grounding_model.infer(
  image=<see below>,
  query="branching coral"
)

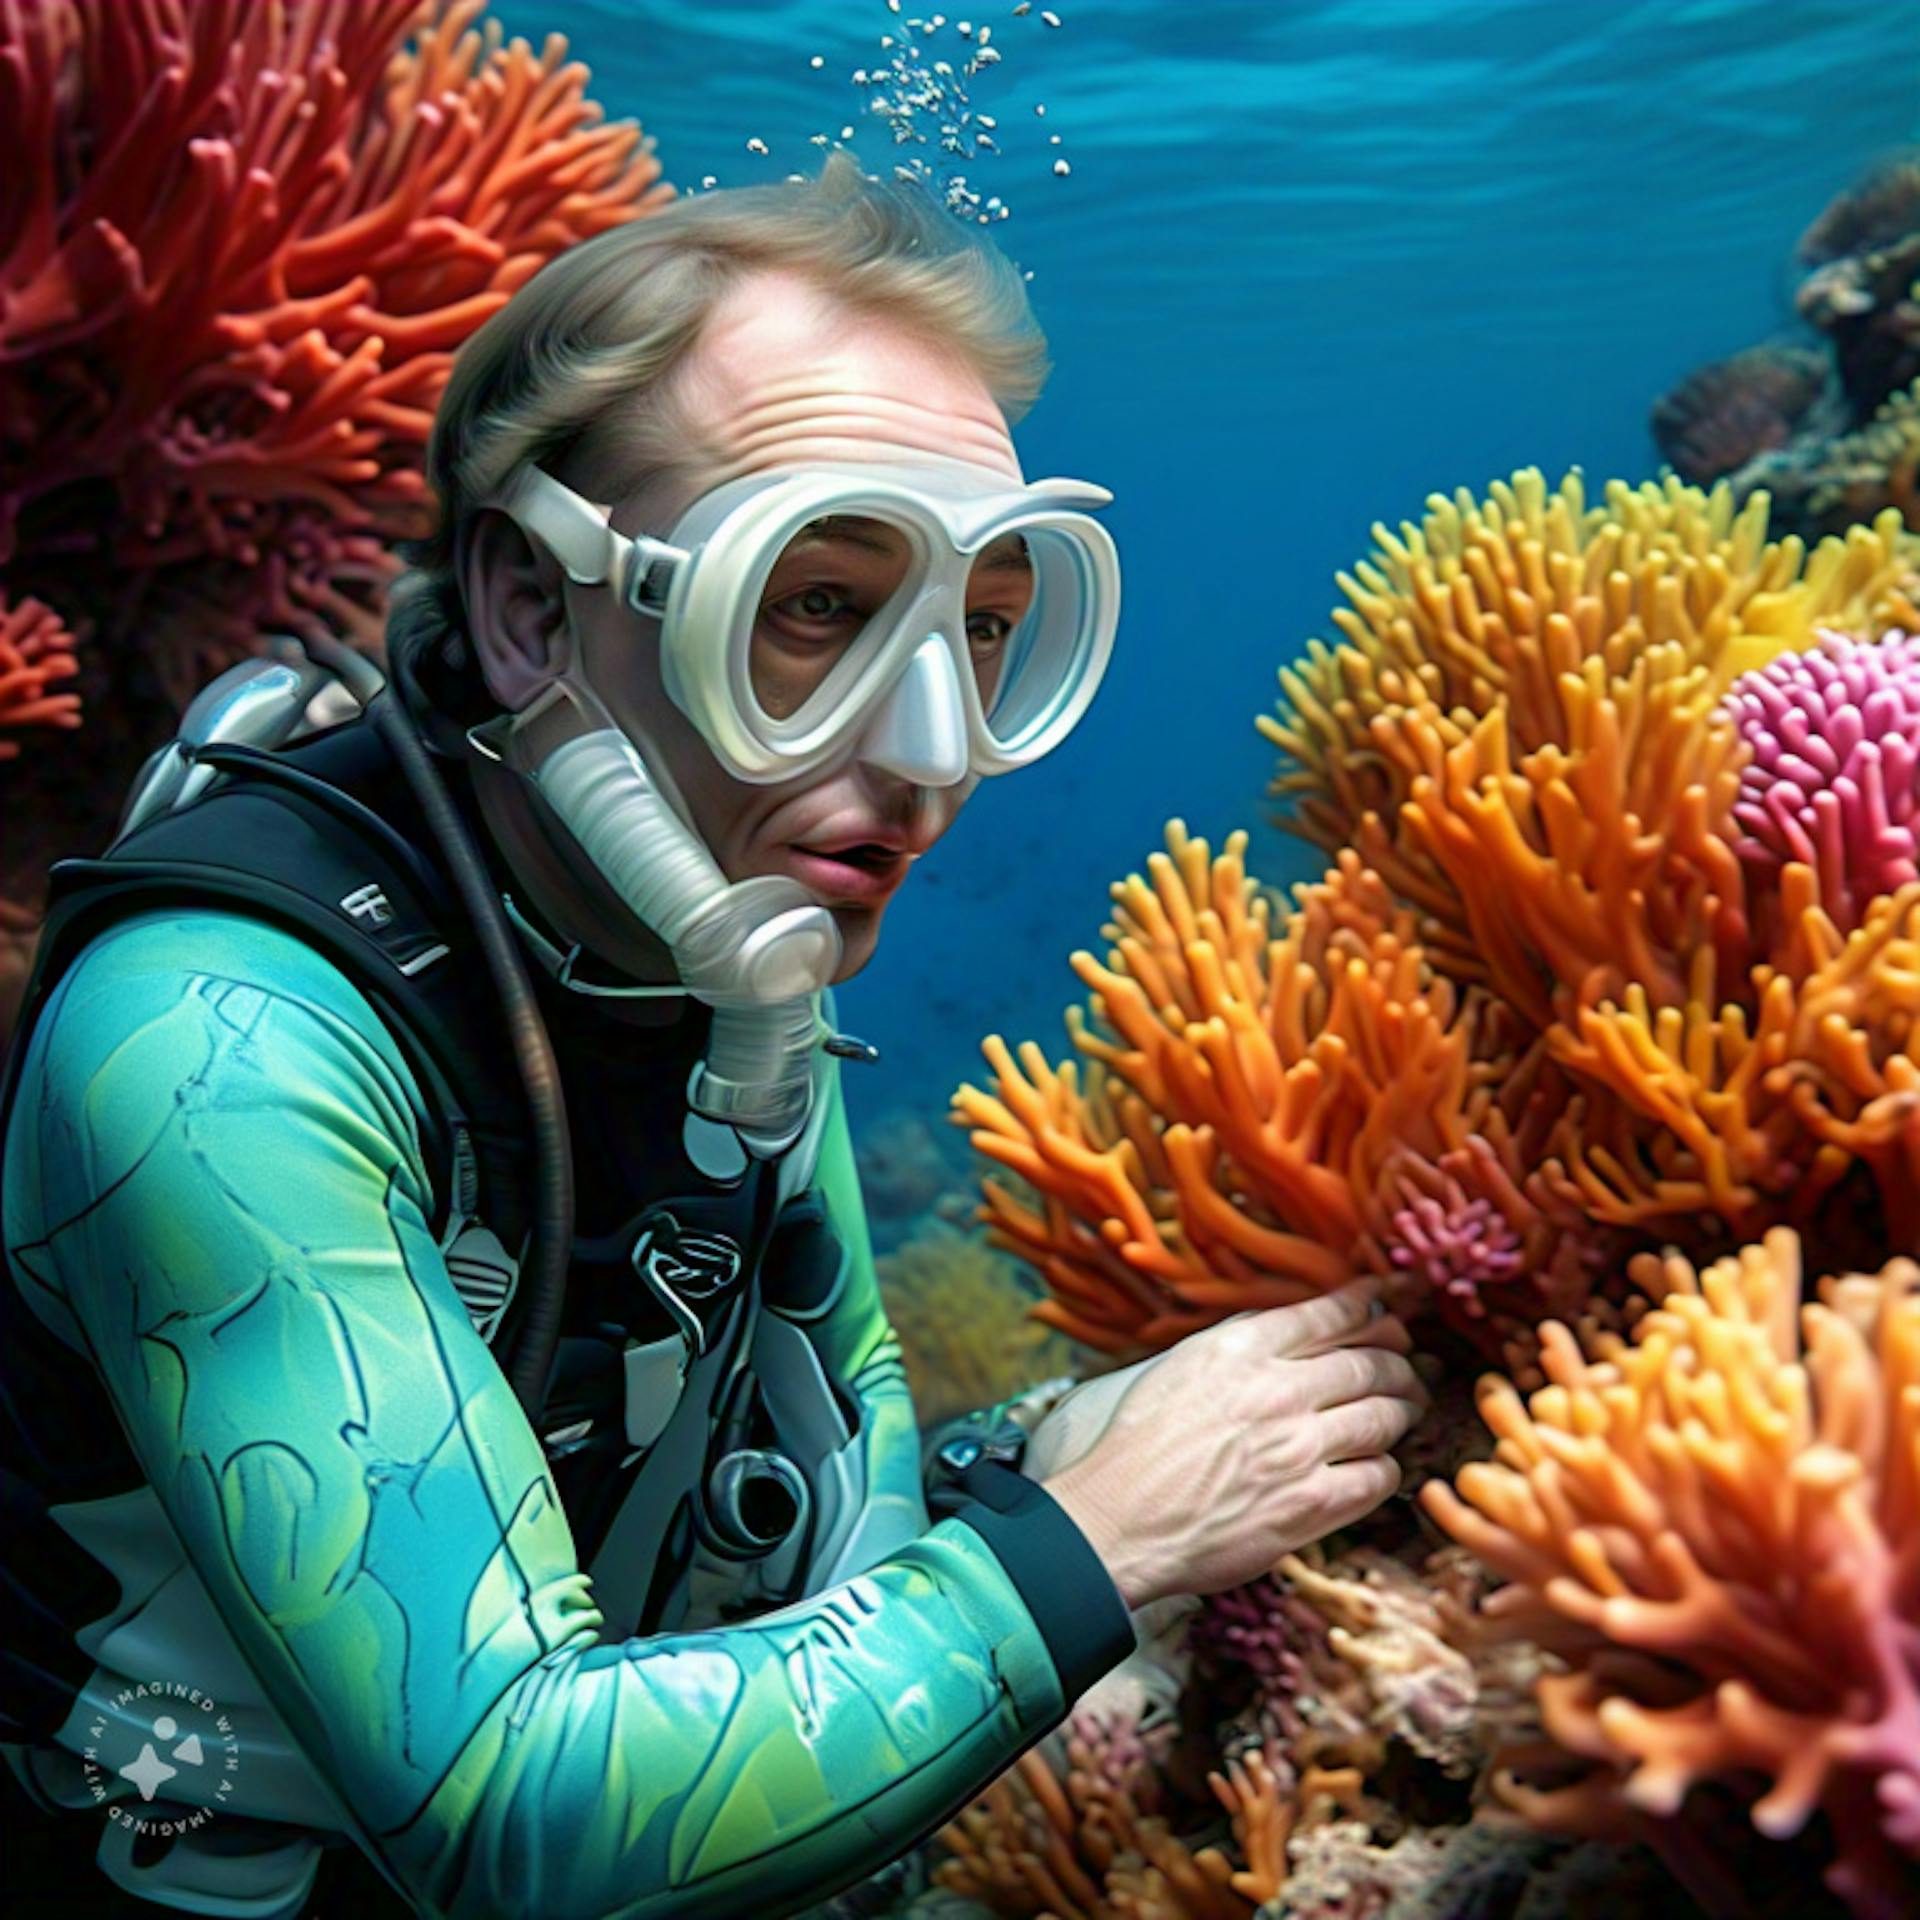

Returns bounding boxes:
[1420,1228,1920,1919]
[1544,873,1920,1246]
[1274,1547,1482,1780]
[0,593,80,758]
[0,0,668,688]
[931,1717,1262,1920]
[953,824,1618,1363]
[875,1224,1075,1427]
[957,828,1553,1356]
[1258,467,1916,1001]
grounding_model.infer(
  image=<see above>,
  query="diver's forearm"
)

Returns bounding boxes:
[389,1518,1069,1920]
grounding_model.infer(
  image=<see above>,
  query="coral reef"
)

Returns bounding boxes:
[0,0,671,1033]
[1254,468,1914,993]
[1422,1228,1920,1919]
[915,1528,1687,1920]
[951,826,1605,1368]
[929,1710,1246,1919]
[876,1223,1077,1428]
[1653,153,1920,540]
[943,475,1920,1914]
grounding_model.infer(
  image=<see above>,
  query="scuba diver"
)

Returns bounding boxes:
[0,157,1427,1919]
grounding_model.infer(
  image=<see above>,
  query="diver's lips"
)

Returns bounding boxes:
[785,841,912,902]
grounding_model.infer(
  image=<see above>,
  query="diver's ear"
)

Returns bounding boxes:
[460,506,572,711]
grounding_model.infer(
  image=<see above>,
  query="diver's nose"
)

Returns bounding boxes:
[852,634,970,787]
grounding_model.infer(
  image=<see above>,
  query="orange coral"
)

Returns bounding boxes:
[954,825,1609,1360]
[1551,872,1920,1244]
[933,1724,1306,1920]
[1421,1228,1920,1918]
[0,592,80,757]
[954,830,1473,1354]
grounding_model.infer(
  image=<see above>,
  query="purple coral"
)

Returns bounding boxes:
[1188,1574,1301,1687]
[1723,628,1920,930]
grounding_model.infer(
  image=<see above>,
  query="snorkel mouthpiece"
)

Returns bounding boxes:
[485,679,842,1141]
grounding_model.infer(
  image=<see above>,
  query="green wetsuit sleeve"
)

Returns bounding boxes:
[1,909,1132,1920]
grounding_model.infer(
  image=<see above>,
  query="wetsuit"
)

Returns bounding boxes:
[0,717,1134,1919]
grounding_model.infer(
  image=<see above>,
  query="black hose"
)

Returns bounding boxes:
[294,631,573,1421]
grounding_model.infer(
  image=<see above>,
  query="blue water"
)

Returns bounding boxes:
[493,0,1918,1140]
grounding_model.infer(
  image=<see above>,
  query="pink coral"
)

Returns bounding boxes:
[1724,627,1920,931]
[1378,1170,1526,1322]
[1188,1575,1303,1691]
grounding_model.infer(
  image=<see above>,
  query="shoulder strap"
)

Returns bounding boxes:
[4,717,533,1254]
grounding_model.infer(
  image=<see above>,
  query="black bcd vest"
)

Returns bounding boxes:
[0,711,853,1641]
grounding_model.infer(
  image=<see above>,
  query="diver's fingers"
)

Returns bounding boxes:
[1227,1279,1379,1359]
[1314,1393,1422,1466]
[1318,1454,1404,1526]
[1292,1345,1425,1413]
[1292,1311,1412,1359]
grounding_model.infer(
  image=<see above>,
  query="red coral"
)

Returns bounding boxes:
[0,0,670,694]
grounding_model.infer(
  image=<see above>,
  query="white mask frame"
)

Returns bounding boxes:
[486,458,1121,784]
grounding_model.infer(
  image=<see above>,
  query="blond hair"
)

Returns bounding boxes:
[388,153,1049,727]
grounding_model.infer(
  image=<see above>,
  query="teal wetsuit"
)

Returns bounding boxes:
[1,905,1131,1918]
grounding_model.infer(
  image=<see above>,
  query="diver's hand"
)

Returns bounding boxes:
[1040,1279,1428,1609]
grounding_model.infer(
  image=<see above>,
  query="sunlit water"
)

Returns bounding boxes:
[491,0,1919,1141]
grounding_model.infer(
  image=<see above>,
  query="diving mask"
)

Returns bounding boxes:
[485,455,1121,784]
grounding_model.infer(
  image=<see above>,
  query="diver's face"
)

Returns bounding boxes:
[571,269,1028,981]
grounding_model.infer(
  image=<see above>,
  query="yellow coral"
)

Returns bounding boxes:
[874,1225,1073,1427]
[1421,1228,1920,1910]
[1552,874,1920,1241]
[1260,470,1919,992]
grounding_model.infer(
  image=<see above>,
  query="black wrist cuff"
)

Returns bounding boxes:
[932,1457,1136,1705]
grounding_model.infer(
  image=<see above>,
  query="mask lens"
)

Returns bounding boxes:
[751,514,912,723]
[973,523,1100,754]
